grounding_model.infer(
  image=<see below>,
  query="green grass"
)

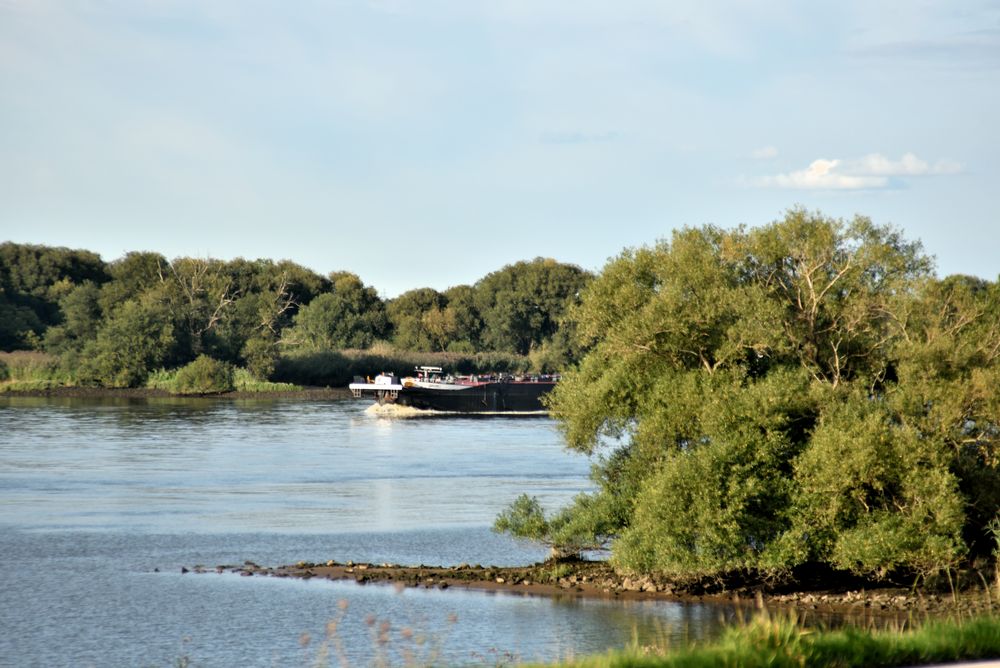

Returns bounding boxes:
[0,351,72,391]
[145,367,302,393]
[541,613,1000,668]
[232,368,300,392]
[144,368,177,391]
[0,378,66,393]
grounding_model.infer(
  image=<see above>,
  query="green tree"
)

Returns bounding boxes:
[0,288,44,351]
[442,284,482,351]
[888,275,1000,561]
[0,243,108,347]
[240,334,279,380]
[284,272,387,349]
[474,258,591,355]
[500,209,980,582]
[79,298,175,387]
[43,281,103,355]
[155,257,241,358]
[209,260,321,362]
[98,251,168,315]
[790,391,966,578]
[387,288,447,351]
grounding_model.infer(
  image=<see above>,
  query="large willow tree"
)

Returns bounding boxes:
[501,209,1000,581]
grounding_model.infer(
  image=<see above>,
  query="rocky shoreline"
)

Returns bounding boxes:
[185,558,1000,618]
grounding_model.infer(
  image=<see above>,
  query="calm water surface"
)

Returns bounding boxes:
[0,397,730,667]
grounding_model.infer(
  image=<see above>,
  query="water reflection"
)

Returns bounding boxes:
[0,396,737,665]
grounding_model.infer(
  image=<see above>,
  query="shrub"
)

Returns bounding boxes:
[173,355,234,395]
[232,367,300,392]
[240,335,279,380]
[0,351,67,383]
[76,299,174,388]
[145,368,177,392]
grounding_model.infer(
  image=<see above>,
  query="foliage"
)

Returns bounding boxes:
[493,493,613,559]
[0,289,45,351]
[0,242,108,335]
[442,283,483,350]
[513,209,999,582]
[97,251,168,315]
[42,281,103,355]
[1,242,588,386]
[387,288,448,351]
[78,298,176,388]
[383,259,590,356]
[144,368,178,392]
[240,334,279,380]
[474,257,591,355]
[284,273,387,349]
[494,494,550,541]
[0,351,70,384]
[613,369,814,579]
[231,367,300,392]
[172,355,235,395]
[790,391,966,578]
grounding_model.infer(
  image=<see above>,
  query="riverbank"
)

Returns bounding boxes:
[193,558,1000,619]
[0,384,351,400]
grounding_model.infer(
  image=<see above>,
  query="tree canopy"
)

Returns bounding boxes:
[504,209,1000,581]
[0,244,589,385]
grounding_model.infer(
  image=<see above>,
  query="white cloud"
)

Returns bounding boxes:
[754,152,962,190]
[752,145,779,159]
[758,158,887,190]
[849,152,961,176]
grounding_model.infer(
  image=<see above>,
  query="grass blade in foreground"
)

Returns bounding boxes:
[540,614,1000,668]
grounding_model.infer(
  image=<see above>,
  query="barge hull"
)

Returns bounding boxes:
[395,382,554,413]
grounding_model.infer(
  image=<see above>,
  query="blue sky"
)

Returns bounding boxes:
[1,1,997,296]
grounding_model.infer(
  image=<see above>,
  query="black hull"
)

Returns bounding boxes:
[391,382,554,413]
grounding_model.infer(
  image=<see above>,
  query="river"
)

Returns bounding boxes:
[0,396,731,667]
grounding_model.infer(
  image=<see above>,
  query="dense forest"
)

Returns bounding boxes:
[495,209,1000,585]
[0,244,590,389]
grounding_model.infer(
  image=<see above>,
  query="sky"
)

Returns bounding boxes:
[1,1,998,297]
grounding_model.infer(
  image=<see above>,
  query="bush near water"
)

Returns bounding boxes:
[172,355,234,395]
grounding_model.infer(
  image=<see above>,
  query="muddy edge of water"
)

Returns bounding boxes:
[184,558,1000,619]
[0,386,351,400]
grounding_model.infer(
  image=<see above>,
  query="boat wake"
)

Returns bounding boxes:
[364,403,547,418]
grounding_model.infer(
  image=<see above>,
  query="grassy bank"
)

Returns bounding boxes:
[0,351,305,395]
[0,347,534,395]
[145,367,302,393]
[0,350,72,392]
[544,613,1000,668]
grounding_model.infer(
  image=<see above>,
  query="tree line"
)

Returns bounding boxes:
[7,209,999,584]
[0,243,590,387]
[496,209,1000,584]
